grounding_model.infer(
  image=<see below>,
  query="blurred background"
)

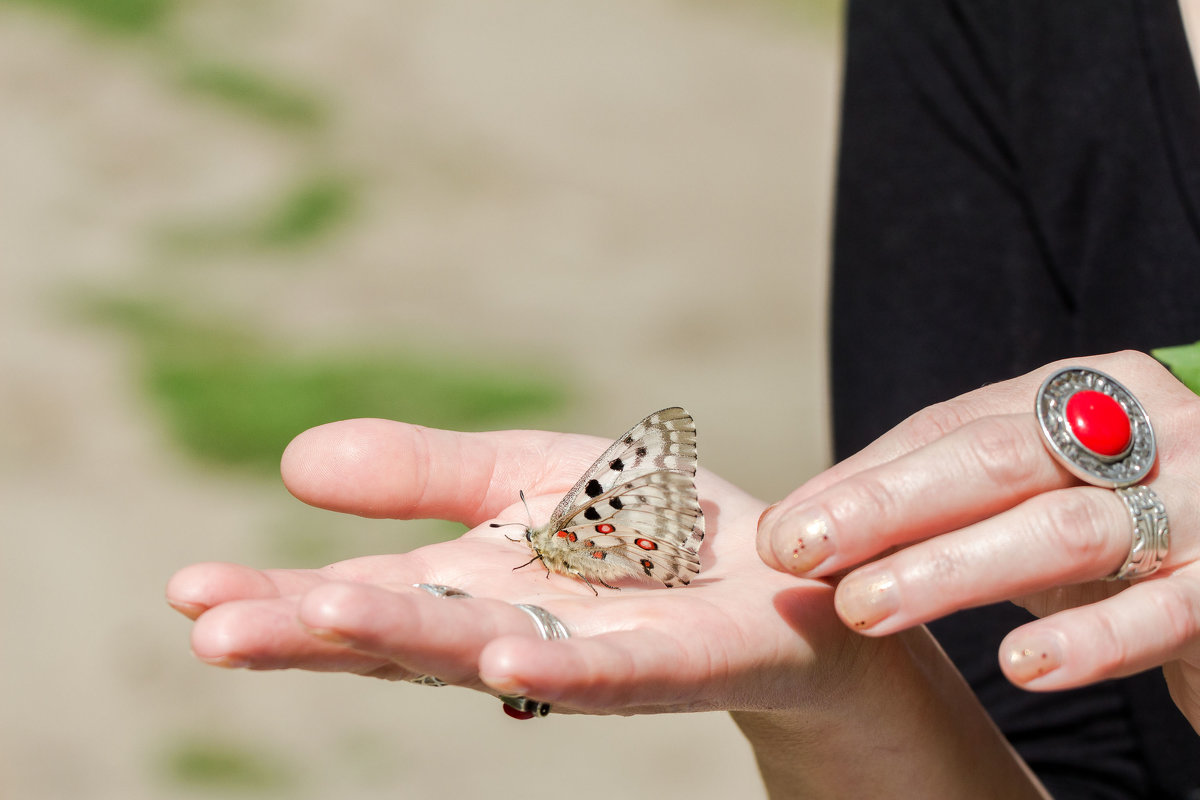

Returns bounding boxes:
[2,0,842,797]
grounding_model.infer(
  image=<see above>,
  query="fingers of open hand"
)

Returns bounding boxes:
[758,414,1065,576]
[828,484,1142,635]
[186,595,387,672]
[295,583,542,685]
[184,581,566,684]
[280,418,566,525]
[1000,570,1200,689]
[166,561,323,620]
[480,629,715,714]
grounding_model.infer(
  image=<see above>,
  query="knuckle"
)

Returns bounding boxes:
[829,473,902,532]
[1147,580,1200,644]
[909,540,973,585]
[1030,490,1117,567]
[962,416,1044,489]
[1104,349,1159,375]
[1087,611,1130,675]
[893,398,976,450]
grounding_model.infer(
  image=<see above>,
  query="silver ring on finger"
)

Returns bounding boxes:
[499,604,570,719]
[1034,366,1168,580]
[407,583,472,686]
[514,603,570,641]
[413,583,472,599]
[1110,485,1170,580]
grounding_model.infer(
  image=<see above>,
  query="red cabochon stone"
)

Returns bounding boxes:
[502,704,535,720]
[1065,390,1132,457]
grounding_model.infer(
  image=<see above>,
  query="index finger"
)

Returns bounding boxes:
[758,413,1073,576]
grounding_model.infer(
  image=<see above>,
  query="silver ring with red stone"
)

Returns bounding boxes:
[1035,366,1167,579]
[1035,366,1156,488]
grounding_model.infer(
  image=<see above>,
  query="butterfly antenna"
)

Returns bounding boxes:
[488,489,537,542]
[518,489,534,526]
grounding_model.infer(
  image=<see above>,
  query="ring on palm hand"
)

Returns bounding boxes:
[499,604,569,719]
[1035,366,1167,579]
[407,583,472,686]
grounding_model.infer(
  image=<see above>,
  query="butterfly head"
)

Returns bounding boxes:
[487,489,537,543]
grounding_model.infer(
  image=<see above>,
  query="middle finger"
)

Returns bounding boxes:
[830,477,1191,636]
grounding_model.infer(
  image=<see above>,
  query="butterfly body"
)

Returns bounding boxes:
[511,407,704,592]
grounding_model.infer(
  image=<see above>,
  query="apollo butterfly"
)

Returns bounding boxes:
[491,407,704,594]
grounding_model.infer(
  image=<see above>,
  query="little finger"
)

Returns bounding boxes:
[1000,570,1200,689]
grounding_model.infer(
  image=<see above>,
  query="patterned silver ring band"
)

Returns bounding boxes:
[1034,366,1168,580]
[1110,485,1170,581]
[407,584,473,687]
[498,604,569,719]
[513,603,570,641]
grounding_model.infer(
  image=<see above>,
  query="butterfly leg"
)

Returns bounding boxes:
[571,571,621,595]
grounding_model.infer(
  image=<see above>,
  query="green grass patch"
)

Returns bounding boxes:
[1154,341,1200,396]
[159,173,358,253]
[160,736,294,792]
[180,63,326,129]
[254,174,355,246]
[1,0,173,34]
[81,296,567,476]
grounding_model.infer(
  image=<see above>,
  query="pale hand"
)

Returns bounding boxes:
[758,351,1200,732]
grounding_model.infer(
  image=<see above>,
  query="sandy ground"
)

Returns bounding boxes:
[1,1,841,797]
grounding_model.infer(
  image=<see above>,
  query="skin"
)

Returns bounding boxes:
[168,414,1046,797]
[758,350,1200,733]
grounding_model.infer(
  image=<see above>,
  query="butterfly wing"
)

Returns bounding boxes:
[536,407,705,588]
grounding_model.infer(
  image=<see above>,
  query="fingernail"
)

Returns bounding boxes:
[167,599,208,620]
[835,571,900,630]
[1004,632,1064,683]
[303,625,351,645]
[197,654,250,669]
[481,672,529,696]
[766,507,836,573]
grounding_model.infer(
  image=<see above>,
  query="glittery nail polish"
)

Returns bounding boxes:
[835,571,899,630]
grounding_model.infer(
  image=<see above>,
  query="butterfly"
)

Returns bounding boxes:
[491,407,704,594]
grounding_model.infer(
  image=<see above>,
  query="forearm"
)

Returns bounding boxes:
[731,627,1048,799]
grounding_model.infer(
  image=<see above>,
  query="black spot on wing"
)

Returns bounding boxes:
[585,479,603,498]
[583,506,601,521]
[609,457,625,471]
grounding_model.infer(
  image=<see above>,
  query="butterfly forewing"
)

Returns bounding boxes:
[524,407,705,591]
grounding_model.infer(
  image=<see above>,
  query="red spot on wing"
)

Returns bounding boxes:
[555,530,569,538]
[635,538,658,551]
[591,551,605,559]
[595,524,615,534]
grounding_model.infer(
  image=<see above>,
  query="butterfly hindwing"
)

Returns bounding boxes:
[523,407,705,591]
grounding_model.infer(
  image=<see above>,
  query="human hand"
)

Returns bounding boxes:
[757,350,1200,729]
[167,415,882,717]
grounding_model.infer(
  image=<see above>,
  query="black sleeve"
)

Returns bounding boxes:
[830,1,1200,797]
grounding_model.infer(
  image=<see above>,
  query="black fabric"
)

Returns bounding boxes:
[830,1,1200,797]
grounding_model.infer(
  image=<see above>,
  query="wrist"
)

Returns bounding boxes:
[732,627,1047,799]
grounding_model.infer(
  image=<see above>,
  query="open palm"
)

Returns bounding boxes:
[167,416,870,716]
